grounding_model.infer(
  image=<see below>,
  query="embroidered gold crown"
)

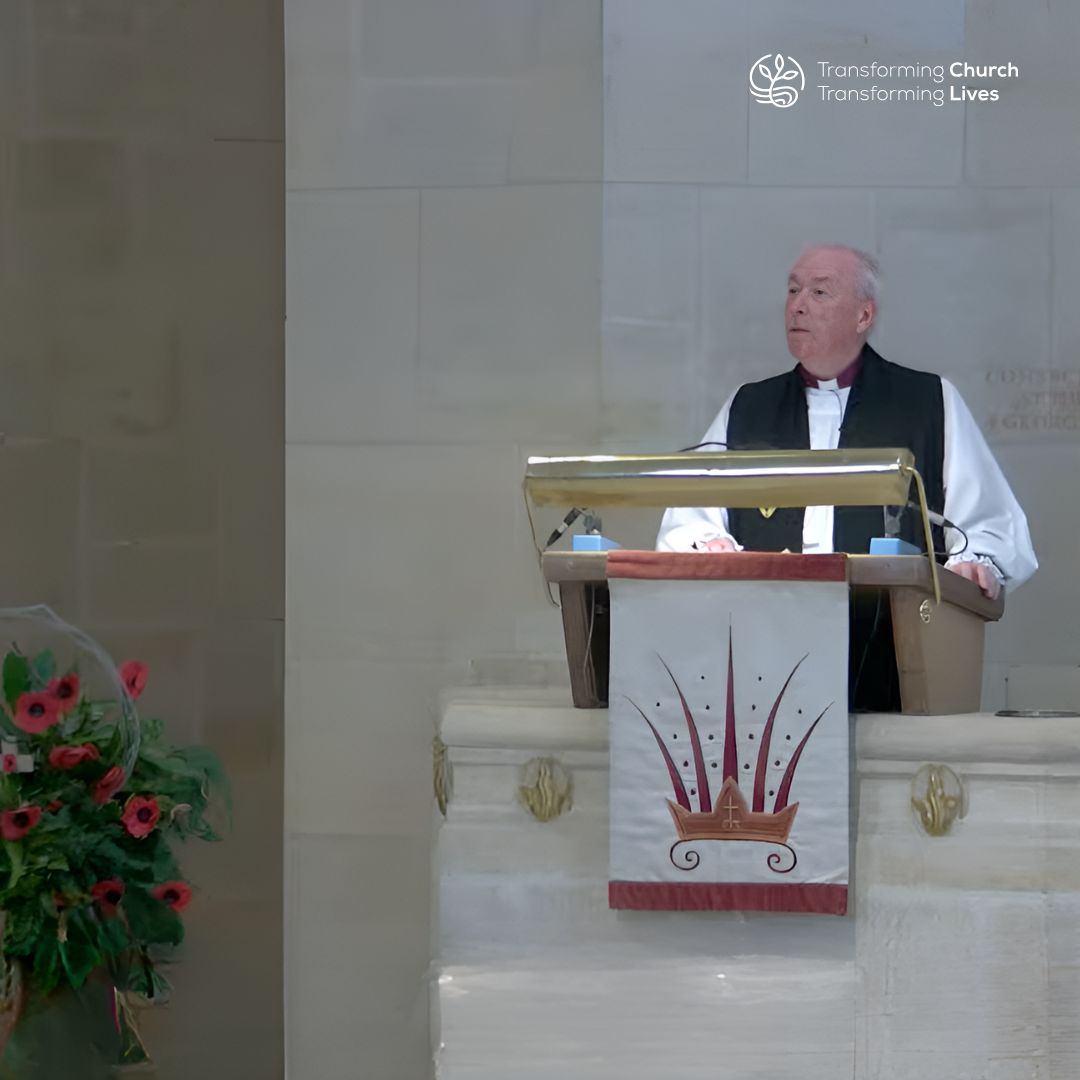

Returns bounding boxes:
[668,776,798,844]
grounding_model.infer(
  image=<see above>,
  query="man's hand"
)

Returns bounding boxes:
[947,560,1001,600]
[697,538,738,553]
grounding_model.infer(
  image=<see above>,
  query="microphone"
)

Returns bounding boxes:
[544,507,584,550]
[907,502,956,531]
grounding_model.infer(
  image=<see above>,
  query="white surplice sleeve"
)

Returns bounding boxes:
[655,393,743,552]
[940,377,1038,590]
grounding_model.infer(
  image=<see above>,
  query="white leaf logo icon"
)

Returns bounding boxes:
[749,53,805,108]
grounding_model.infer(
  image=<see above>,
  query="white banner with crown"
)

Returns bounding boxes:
[607,552,850,915]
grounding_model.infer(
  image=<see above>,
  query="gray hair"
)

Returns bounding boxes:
[800,244,880,304]
[849,247,881,304]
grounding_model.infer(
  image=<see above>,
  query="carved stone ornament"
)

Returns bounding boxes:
[911,763,964,836]
[518,757,573,823]
[433,736,452,817]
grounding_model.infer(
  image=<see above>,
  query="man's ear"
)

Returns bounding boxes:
[857,299,876,335]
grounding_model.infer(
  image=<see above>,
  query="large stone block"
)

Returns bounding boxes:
[285,654,445,836]
[85,541,219,629]
[135,141,283,322]
[84,444,218,544]
[745,0,965,185]
[31,0,281,141]
[603,0,748,183]
[507,60,602,184]
[0,4,32,134]
[982,442,1080,668]
[31,24,140,135]
[11,138,130,279]
[202,619,283,760]
[1052,191,1080,372]
[285,833,432,1080]
[600,319,698,448]
[603,184,698,325]
[286,442,520,664]
[42,290,183,443]
[287,0,599,187]
[965,0,1080,185]
[286,189,420,445]
[418,184,602,443]
[0,437,81,612]
[137,0,283,141]
[873,188,1051,425]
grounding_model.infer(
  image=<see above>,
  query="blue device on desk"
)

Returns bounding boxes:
[869,537,922,556]
[572,533,621,552]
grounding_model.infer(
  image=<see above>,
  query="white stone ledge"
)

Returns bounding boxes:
[441,690,1080,773]
[855,712,1080,770]
[439,686,606,751]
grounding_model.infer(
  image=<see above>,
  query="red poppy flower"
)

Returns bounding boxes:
[48,743,100,769]
[121,795,160,838]
[90,879,125,916]
[0,806,42,841]
[118,661,148,700]
[47,800,64,814]
[152,881,192,913]
[13,692,60,735]
[92,765,126,805]
[47,674,80,713]
[1,754,16,774]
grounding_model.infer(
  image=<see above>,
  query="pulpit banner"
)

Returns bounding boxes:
[607,552,850,916]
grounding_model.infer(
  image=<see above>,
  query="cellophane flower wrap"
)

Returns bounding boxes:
[0,606,229,1075]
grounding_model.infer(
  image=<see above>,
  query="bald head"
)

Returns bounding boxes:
[784,245,878,376]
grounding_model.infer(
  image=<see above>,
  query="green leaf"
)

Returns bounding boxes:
[141,744,232,823]
[122,885,184,948]
[148,962,172,1001]
[59,710,83,738]
[30,649,57,688]
[96,913,131,957]
[148,838,180,883]
[31,929,61,995]
[123,955,152,998]
[2,651,30,711]
[4,838,25,889]
[58,912,101,990]
[88,837,157,883]
[140,717,163,743]
[100,724,124,765]
[2,902,44,954]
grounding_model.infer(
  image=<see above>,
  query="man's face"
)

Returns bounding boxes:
[784,248,874,371]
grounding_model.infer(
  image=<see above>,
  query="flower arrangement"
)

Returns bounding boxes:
[0,644,228,1009]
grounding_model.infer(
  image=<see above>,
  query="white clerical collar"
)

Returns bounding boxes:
[797,354,863,390]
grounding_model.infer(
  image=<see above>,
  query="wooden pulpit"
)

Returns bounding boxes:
[525,448,1004,715]
[543,551,1002,714]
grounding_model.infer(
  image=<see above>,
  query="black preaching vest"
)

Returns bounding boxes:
[725,345,946,557]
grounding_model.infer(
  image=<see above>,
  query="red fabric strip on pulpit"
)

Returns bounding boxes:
[607,551,848,583]
[608,880,848,916]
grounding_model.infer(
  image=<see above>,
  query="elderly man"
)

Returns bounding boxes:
[656,245,1037,599]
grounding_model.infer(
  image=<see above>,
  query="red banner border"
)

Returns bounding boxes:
[607,551,848,582]
[608,880,848,916]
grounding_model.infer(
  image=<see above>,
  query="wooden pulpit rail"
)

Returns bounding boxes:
[542,552,1004,715]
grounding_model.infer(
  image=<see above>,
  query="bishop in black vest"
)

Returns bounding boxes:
[657,245,1037,599]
